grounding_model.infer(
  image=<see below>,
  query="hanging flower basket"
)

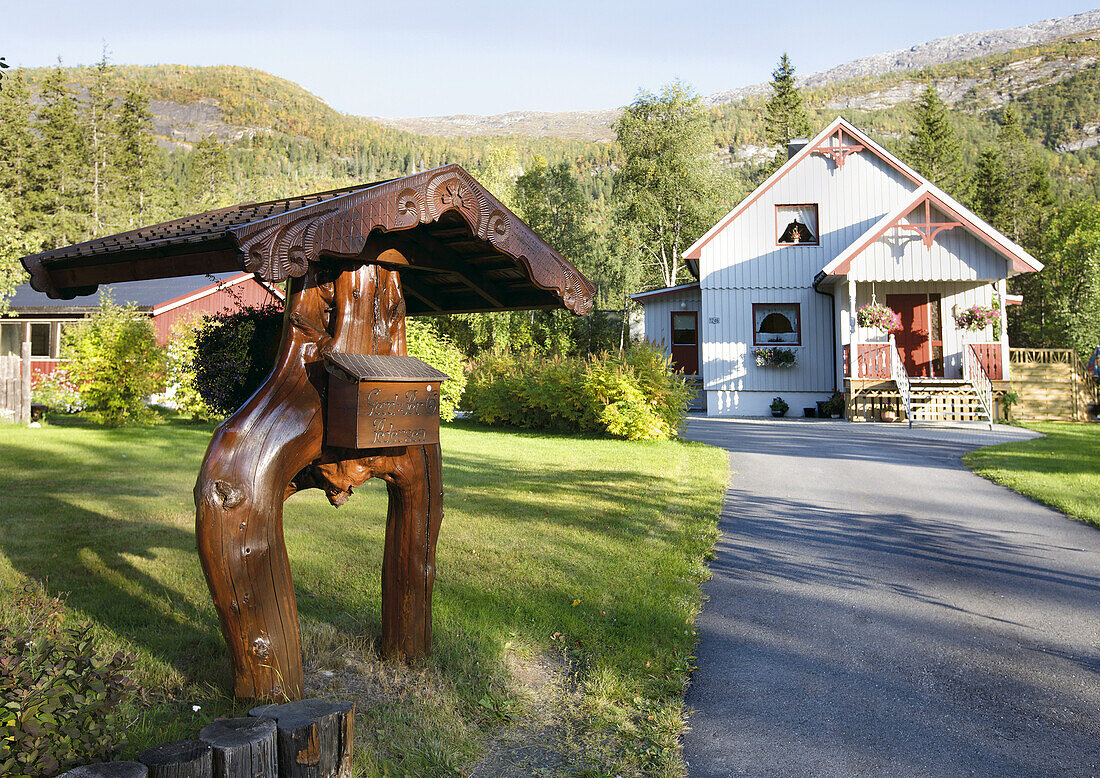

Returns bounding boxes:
[754,347,797,368]
[954,304,999,332]
[856,301,901,334]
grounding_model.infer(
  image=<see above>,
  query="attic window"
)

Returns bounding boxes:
[753,303,801,345]
[776,204,818,246]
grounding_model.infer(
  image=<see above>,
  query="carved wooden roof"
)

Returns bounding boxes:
[21,165,595,316]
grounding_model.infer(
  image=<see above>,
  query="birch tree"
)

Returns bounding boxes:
[613,81,729,289]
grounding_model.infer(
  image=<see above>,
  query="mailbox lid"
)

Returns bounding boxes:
[324,353,449,383]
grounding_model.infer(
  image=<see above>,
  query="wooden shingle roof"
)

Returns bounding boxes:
[21,166,594,316]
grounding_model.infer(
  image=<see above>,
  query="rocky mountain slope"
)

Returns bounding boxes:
[375,9,1100,142]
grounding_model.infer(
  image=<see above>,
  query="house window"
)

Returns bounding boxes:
[30,323,51,357]
[776,204,819,246]
[671,313,697,346]
[753,303,801,345]
[0,323,19,357]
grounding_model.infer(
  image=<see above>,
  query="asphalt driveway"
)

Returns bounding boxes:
[680,418,1100,778]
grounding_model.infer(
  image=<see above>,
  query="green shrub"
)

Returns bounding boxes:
[0,584,136,777]
[192,303,284,416]
[164,316,217,421]
[462,342,690,440]
[405,318,467,422]
[62,295,165,426]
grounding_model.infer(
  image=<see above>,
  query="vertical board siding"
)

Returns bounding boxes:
[642,288,702,356]
[702,287,834,392]
[851,205,1010,282]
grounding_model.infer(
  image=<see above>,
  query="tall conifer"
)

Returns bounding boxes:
[34,66,90,246]
[764,54,812,150]
[906,84,961,192]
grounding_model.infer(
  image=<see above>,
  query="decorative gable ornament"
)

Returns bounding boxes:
[895,194,963,249]
[810,126,865,170]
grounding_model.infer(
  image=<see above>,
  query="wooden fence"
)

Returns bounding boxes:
[0,347,31,424]
[1009,348,1097,421]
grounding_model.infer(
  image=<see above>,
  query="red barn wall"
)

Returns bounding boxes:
[153,278,282,344]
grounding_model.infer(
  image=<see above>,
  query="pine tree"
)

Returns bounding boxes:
[114,86,159,227]
[33,66,91,246]
[186,135,231,209]
[905,83,961,192]
[764,53,812,150]
[0,71,40,223]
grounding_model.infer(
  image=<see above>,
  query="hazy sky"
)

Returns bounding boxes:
[5,1,1096,117]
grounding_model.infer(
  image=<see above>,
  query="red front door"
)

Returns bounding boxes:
[670,311,699,375]
[887,294,932,377]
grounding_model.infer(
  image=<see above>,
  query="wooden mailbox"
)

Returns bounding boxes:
[20,164,595,700]
[325,353,448,449]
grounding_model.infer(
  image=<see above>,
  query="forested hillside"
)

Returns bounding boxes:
[2,26,1099,355]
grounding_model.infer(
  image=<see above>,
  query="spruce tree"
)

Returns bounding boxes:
[114,86,159,226]
[906,83,961,192]
[87,52,115,234]
[0,71,40,221]
[33,66,91,246]
[764,53,812,150]
[187,135,231,210]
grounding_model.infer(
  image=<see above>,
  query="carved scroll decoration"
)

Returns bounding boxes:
[230,165,595,315]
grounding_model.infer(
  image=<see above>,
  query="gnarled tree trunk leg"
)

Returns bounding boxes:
[380,443,444,660]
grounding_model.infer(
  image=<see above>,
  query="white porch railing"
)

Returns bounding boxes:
[964,343,994,429]
[889,335,913,428]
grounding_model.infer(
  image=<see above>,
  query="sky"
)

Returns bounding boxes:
[4,1,1097,118]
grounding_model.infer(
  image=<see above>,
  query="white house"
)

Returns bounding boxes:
[633,117,1043,423]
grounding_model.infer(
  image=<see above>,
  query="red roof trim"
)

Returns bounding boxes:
[823,187,1043,277]
[152,273,275,316]
[682,117,922,261]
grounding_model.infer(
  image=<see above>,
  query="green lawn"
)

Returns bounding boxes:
[963,422,1100,528]
[0,415,727,776]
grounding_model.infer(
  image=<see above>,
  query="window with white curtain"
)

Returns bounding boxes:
[776,204,819,245]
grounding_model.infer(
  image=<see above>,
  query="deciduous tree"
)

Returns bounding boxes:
[613,81,730,289]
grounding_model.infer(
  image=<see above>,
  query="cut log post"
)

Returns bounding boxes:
[20,340,31,424]
[199,717,278,778]
[139,739,213,778]
[57,764,149,778]
[249,699,355,778]
[195,260,445,700]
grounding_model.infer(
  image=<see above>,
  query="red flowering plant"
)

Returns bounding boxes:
[30,368,84,413]
[954,304,999,332]
[855,301,901,334]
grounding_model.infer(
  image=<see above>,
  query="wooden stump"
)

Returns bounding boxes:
[139,739,213,778]
[199,717,278,778]
[58,763,148,778]
[249,699,355,778]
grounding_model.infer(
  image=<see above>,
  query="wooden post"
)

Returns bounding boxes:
[997,278,1010,383]
[848,279,858,381]
[139,739,213,778]
[20,340,31,424]
[199,718,278,778]
[58,764,149,778]
[250,699,355,778]
[195,258,445,699]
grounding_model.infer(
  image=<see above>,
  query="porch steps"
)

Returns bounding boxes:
[906,379,991,425]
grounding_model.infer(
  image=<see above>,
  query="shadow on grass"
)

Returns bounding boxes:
[0,421,710,706]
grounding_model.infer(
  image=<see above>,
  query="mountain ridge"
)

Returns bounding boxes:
[374,9,1100,141]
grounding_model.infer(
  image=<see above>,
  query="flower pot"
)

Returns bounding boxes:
[803,407,815,418]
[771,410,786,417]
[881,410,897,423]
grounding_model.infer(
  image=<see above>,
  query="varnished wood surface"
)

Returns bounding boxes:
[195,255,445,699]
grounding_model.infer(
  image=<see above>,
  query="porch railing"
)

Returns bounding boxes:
[843,343,892,378]
[889,335,913,428]
[964,343,994,429]
[968,343,1003,380]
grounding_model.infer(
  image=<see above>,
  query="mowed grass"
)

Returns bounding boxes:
[0,415,727,776]
[963,422,1100,528]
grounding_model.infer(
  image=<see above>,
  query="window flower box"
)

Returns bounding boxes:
[754,347,797,368]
